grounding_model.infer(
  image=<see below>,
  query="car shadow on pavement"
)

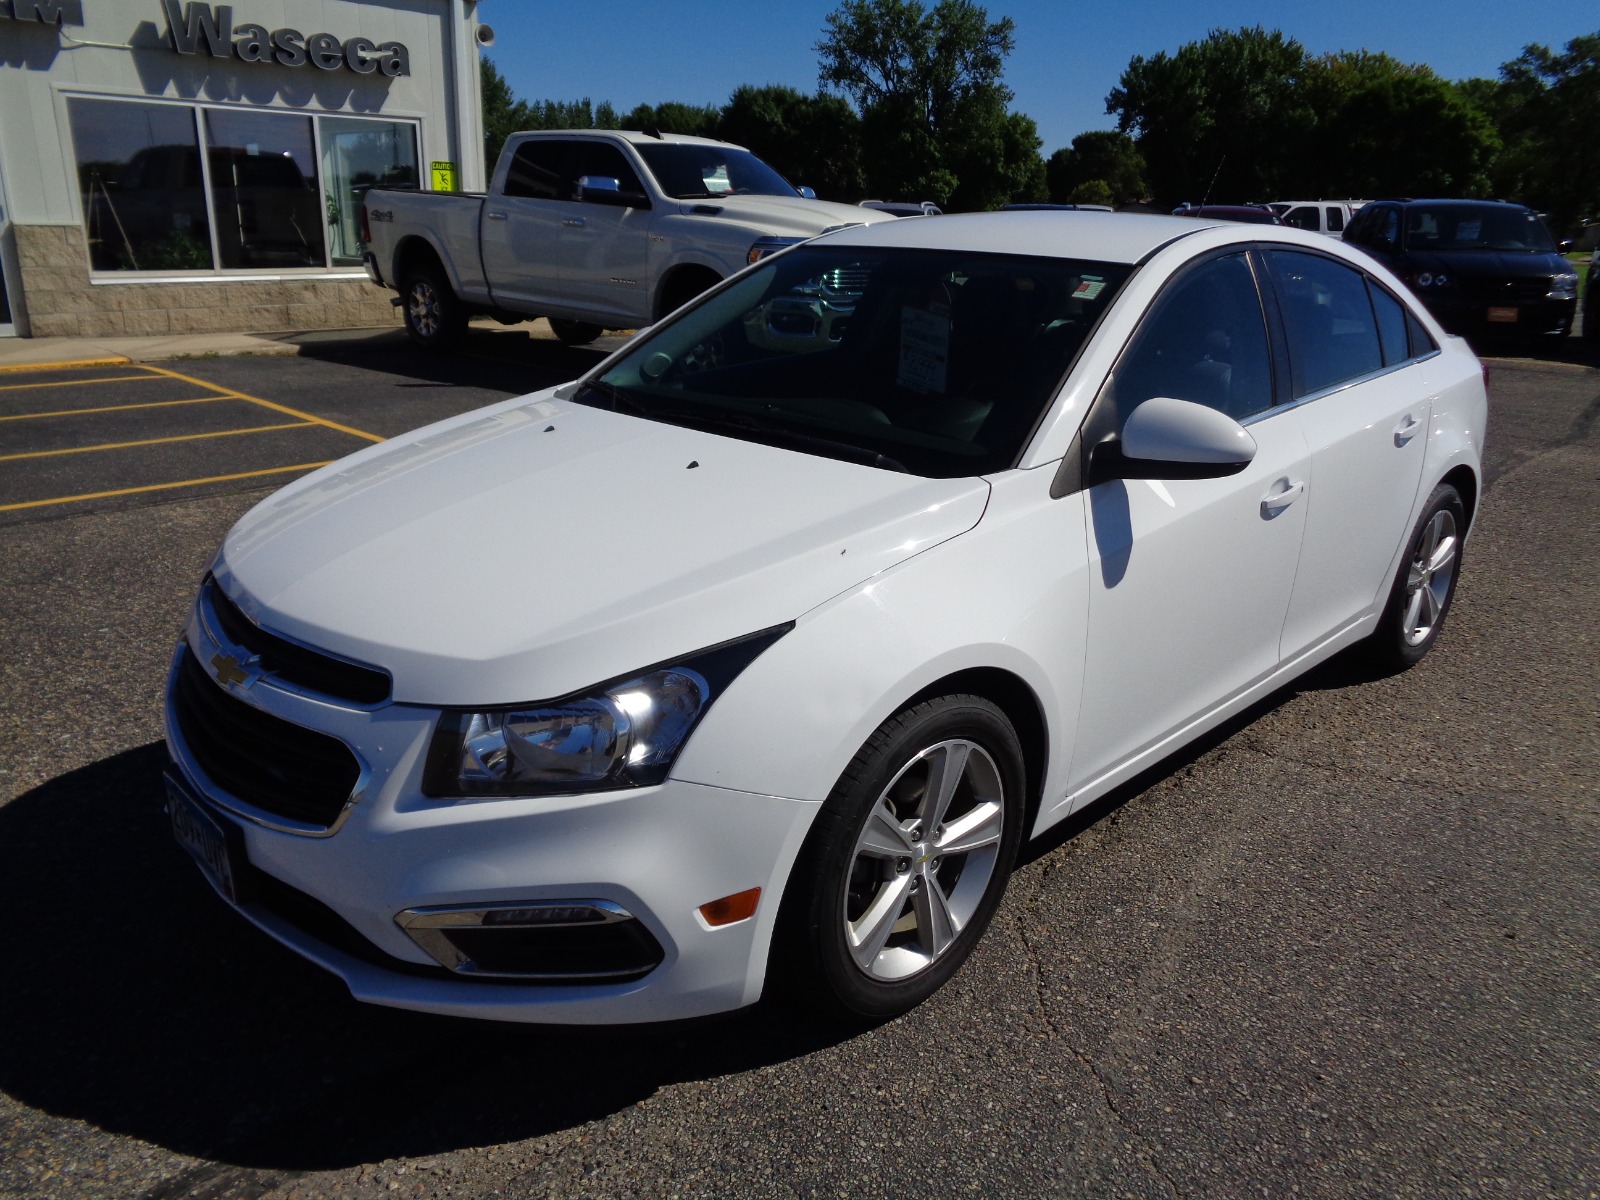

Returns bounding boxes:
[291,325,620,396]
[0,744,855,1170]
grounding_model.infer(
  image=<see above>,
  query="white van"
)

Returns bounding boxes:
[1267,199,1370,237]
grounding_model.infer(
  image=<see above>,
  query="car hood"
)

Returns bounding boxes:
[214,393,990,705]
[677,194,891,238]
[1402,248,1568,280]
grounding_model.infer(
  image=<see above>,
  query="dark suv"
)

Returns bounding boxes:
[1343,199,1578,339]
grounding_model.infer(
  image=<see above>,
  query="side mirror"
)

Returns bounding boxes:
[797,185,817,200]
[578,175,646,208]
[1090,396,1256,485]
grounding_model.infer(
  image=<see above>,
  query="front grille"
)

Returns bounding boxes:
[172,645,363,829]
[1460,277,1550,304]
[205,578,391,706]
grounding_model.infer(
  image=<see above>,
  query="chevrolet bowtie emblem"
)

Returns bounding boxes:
[210,652,255,689]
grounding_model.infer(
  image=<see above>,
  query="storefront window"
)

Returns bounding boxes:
[320,118,419,266]
[67,98,215,271]
[203,109,324,269]
[68,97,417,275]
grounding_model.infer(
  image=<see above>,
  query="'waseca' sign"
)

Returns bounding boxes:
[162,1,410,77]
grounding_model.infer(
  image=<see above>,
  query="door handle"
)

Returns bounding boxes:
[563,217,586,228]
[485,211,507,221]
[1393,414,1424,445]
[1260,479,1305,518]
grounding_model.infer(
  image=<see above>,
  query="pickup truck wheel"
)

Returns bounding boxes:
[401,267,466,349]
[549,319,603,346]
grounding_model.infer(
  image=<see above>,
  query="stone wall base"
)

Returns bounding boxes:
[13,225,402,338]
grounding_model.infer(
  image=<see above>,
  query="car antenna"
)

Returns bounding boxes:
[644,127,663,139]
[1200,156,1226,207]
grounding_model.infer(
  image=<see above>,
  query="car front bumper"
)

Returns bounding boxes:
[163,636,821,1024]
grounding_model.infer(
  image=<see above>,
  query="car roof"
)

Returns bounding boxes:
[820,210,1250,264]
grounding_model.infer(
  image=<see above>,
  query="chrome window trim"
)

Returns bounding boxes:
[165,640,372,839]
[1241,346,1443,425]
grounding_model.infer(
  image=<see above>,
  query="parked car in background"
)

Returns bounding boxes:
[1172,204,1284,225]
[1267,199,1369,237]
[1342,198,1578,339]
[166,212,1485,1025]
[858,200,942,217]
[1000,202,1114,212]
[361,130,891,349]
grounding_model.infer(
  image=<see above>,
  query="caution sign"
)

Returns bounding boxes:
[430,160,457,192]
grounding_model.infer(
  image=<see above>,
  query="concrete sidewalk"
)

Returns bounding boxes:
[0,324,411,369]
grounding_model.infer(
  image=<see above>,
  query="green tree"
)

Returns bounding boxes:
[816,0,1043,208]
[1046,130,1146,205]
[480,57,531,177]
[716,85,866,200]
[621,101,722,137]
[1294,52,1495,198]
[1472,33,1600,232]
[1107,27,1313,206]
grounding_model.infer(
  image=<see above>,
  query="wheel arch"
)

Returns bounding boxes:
[655,263,723,322]
[1440,463,1479,533]
[899,666,1051,853]
[392,235,452,294]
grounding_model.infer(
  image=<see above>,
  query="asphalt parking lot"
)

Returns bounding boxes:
[0,329,1596,1200]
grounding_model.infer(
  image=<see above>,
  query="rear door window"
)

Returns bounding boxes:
[1263,251,1383,398]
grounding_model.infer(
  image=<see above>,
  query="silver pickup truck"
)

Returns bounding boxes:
[361,129,892,348]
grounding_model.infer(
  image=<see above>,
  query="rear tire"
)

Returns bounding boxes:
[549,318,603,346]
[400,264,466,350]
[1366,482,1466,671]
[775,695,1025,1022]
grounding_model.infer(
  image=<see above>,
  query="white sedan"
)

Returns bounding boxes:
[165,212,1486,1023]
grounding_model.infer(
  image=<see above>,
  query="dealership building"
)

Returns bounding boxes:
[0,0,486,338]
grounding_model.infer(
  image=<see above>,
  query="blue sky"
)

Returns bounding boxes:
[483,0,1592,155]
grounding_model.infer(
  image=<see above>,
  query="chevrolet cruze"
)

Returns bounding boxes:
[166,212,1487,1023]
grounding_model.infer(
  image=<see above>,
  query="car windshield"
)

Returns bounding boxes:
[577,245,1131,478]
[1406,205,1558,253]
[634,142,799,199]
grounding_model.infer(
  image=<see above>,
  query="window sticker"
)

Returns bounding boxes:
[702,165,733,194]
[1457,219,1482,242]
[897,302,951,393]
[1073,276,1106,301]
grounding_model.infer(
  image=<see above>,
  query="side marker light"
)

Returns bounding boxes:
[698,887,761,927]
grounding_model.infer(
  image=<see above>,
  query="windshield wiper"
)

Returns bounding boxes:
[575,378,651,417]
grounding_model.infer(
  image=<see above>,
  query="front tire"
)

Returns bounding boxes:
[778,695,1025,1021]
[549,318,603,346]
[400,264,466,350]
[1368,482,1466,670]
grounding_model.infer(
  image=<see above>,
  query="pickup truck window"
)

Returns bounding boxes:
[505,140,649,204]
[635,143,799,200]
[505,140,574,200]
[581,244,1130,477]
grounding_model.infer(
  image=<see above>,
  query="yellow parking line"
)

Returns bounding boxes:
[0,461,333,513]
[0,356,131,374]
[0,396,225,423]
[141,364,386,444]
[0,373,155,392]
[0,421,316,463]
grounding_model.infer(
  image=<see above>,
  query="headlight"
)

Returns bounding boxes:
[1549,273,1579,300]
[422,625,791,798]
[747,236,806,265]
[1414,272,1449,288]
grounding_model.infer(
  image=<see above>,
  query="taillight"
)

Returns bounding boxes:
[358,203,371,246]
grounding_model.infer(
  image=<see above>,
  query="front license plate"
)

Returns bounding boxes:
[1487,306,1519,323]
[167,774,240,904]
